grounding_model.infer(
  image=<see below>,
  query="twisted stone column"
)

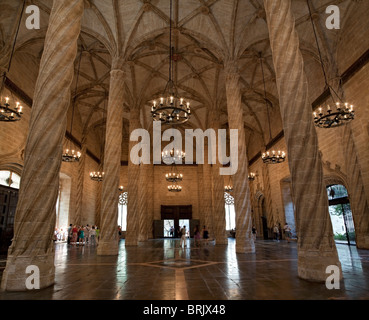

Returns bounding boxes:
[209,109,227,244]
[97,66,125,256]
[138,163,149,241]
[202,143,214,237]
[75,134,87,225]
[94,160,104,227]
[224,60,255,254]
[341,126,369,249]
[264,0,341,281]
[1,0,84,291]
[125,109,141,246]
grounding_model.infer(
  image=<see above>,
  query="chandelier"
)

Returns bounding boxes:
[62,50,83,163]
[259,55,286,165]
[224,176,233,193]
[168,183,182,192]
[90,171,104,182]
[248,172,256,181]
[262,150,286,164]
[313,102,354,128]
[62,149,81,162]
[150,0,191,125]
[0,1,25,123]
[166,166,183,183]
[307,0,355,129]
[90,93,107,182]
[162,148,185,164]
[0,94,23,122]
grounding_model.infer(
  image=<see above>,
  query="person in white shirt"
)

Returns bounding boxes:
[180,226,187,248]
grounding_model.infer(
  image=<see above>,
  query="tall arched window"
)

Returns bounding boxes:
[0,170,21,189]
[118,192,128,231]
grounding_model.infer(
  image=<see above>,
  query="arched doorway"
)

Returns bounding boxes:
[327,184,356,246]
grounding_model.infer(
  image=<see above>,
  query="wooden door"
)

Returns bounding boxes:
[0,185,18,255]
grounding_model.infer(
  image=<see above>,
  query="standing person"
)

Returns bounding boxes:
[89,226,96,246]
[273,224,280,242]
[202,225,209,245]
[180,225,187,248]
[284,223,292,243]
[85,224,90,245]
[95,226,100,244]
[170,226,174,238]
[194,225,201,247]
[67,224,73,244]
[252,225,257,240]
[78,226,85,245]
[71,225,78,245]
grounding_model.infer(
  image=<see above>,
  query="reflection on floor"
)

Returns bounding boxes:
[0,238,369,300]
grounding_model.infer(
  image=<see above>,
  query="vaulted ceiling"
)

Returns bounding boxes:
[0,0,363,162]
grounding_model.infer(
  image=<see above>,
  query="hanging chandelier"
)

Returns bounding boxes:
[262,150,286,164]
[259,55,286,165]
[90,171,104,182]
[168,183,182,192]
[62,50,83,163]
[307,0,355,129]
[162,148,185,164]
[0,94,23,122]
[165,165,183,183]
[224,176,233,193]
[248,172,256,181]
[90,93,107,182]
[313,102,354,128]
[0,1,25,123]
[150,0,191,125]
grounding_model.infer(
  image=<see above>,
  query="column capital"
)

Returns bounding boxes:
[224,59,240,78]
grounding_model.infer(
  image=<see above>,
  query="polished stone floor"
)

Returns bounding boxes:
[1,238,369,300]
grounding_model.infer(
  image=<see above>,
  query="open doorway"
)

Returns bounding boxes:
[327,184,356,246]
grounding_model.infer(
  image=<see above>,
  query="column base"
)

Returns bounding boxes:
[215,237,228,245]
[1,253,55,292]
[124,238,138,246]
[236,238,255,254]
[356,234,369,250]
[96,240,119,255]
[298,250,342,282]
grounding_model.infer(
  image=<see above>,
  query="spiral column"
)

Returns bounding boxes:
[74,134,87,225]
[125,108,141,246]
[97,65,125,256]
[224,60,255,254]
[209,109,227,244]
[1,0,84,291]
[264,0,341,281]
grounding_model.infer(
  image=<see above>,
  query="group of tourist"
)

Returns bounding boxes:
[66,224,100,246]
